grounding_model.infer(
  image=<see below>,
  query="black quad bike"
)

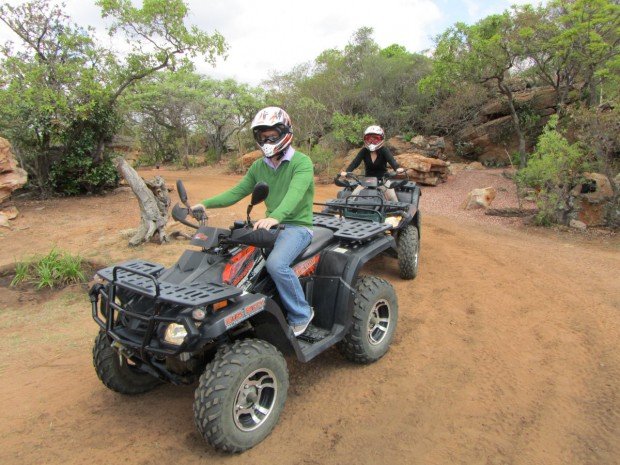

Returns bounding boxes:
[89,180,401,452]
[320,170,421,280]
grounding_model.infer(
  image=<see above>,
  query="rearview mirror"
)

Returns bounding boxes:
[176,180,189,206]
[251,182,269,206]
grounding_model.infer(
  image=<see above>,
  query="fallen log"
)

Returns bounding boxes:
[485,208,538,217]
[114,157,170,246]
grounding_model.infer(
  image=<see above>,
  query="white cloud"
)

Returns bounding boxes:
[189,0,443,84]
[1,0,546,86]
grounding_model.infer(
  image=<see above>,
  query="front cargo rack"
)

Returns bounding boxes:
[96,259,242,306]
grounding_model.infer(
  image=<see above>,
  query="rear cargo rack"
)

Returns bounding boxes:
[312,215,391,241]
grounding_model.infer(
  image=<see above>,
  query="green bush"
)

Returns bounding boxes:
[331,113,375,146]
[49,152,119,195]
[516,116,590,225]
[308,145,336,175]
[11,249,86,289]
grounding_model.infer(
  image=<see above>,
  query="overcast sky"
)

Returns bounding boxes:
[1,0,542,85]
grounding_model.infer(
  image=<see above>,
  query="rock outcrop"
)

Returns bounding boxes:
[569,172,616,227]
[387,135,446,159]
[454,86,560,164]
[0,137,28,203]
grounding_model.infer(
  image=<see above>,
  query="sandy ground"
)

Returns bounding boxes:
[0,165,618,465]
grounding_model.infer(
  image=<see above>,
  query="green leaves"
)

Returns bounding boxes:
[0,0,227,194]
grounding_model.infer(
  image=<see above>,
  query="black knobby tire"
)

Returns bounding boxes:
[193,339,289,453]
[397,224,419,280]
[92,332,161,395]
[338,276,398,364]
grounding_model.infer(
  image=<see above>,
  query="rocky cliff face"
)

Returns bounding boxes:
[0,137,28,203]
[453,86,560,164]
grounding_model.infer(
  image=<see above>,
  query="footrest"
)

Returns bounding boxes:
[296,325,331,343]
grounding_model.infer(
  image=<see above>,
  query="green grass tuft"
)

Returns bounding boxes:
[10,248,87,289]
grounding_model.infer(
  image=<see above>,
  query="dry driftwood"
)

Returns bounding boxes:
[485,207,538,217]
[114,157,171,246]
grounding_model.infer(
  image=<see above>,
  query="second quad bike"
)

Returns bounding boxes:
[89,180,402,453]
[320,170,422,279]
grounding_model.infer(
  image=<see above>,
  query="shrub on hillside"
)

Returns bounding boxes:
[516,116,590,225]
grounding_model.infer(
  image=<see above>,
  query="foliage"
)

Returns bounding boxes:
[266,28,433,143]
[330,112,375,146]
[514,0,620,107]
[11,249,86,289]
[516,115,590,225]
[123,71,265,165]
[307,145,336,176]
[0,0,226,195]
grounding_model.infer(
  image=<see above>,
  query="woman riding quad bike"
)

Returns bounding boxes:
[341,125,404,202]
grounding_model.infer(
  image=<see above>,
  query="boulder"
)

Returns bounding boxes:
[386,137,413,154]
[569,173,616,227]
[569,219,587,230]
[0,137,28,203]
[395,152,450,185]
[462,187,497,210]
[465,162,486,170]
[0,206,19,220]
[241,149,263,168]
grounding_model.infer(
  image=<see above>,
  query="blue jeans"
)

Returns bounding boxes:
[265,225,313,325]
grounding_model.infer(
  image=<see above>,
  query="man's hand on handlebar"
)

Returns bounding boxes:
[396,167,405,174]
[190,203,206,220]
[254,217,280,230]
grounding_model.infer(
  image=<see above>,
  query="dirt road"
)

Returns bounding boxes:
[1,166,618,465]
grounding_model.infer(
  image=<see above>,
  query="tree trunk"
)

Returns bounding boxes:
[499,81,527,168]
[114,157,170,246]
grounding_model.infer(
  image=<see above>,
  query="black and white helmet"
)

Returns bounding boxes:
[250,107,293,158]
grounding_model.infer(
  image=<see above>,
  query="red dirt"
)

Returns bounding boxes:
[0,165,618,465]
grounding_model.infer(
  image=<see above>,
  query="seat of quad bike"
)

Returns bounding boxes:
[297,227,334,260]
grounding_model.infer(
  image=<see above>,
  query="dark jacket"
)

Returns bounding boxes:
[345,146,400,178]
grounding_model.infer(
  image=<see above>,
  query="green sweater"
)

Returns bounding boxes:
[202,151,315,227]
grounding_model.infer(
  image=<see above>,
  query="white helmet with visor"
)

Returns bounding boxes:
[363,125,385,151]
[250,107,293,158]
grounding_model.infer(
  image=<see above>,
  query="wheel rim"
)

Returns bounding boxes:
[368,299,391,345]
[233,368,278,432]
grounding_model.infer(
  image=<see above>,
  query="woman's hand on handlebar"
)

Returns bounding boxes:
[254,217,280,230]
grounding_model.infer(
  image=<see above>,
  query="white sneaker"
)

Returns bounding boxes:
[291,309,314,337]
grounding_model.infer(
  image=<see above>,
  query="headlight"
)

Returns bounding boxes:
[92,273,108,285]
[164,323,188,345]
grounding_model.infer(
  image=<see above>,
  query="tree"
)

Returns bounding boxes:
[0,0,226,194]
[515,0,620,108]
[200,78,264,160]
[421,14,530,167]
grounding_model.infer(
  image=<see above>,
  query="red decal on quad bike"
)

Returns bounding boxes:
[224,297,266,328]
[244,297,266,316]
[222,246,257,285]
[194,232,209,241]
[224,310,245,327]
[293,254,320,278]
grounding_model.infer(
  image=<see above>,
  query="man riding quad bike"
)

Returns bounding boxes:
[89,181,401,452]
[321,169,421,280]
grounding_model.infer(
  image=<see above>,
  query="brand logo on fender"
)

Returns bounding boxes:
[293,254,320,278]
[194,233,209,241]
[224,297,266,328]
